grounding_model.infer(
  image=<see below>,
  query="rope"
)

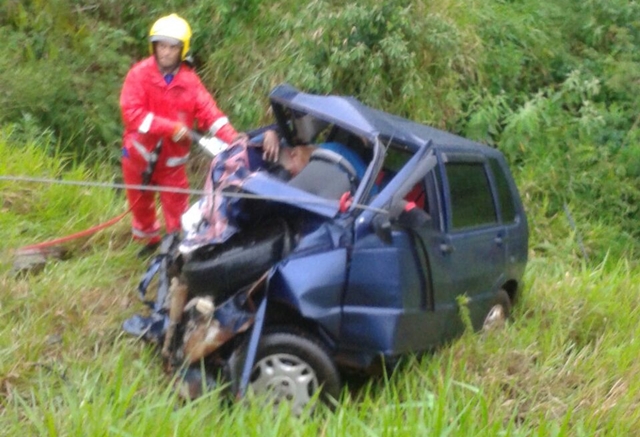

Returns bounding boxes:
[0,175,387,213]
[4,172,390,255]
[0,175,207,195]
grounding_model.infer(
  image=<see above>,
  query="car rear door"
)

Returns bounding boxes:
[430,150,507,337]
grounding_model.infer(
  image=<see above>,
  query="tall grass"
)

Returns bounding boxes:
[2,0,638,259]
[2,111,640,436]
[2,0,640,434]
[0,126,126,251]
[3,214,640,434]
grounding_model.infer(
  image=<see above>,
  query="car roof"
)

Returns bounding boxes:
[269,83,498,155]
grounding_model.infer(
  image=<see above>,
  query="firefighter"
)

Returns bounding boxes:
[120,13,241,256]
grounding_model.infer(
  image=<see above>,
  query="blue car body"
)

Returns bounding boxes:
[230,84,528,370]
[127,83,529,402]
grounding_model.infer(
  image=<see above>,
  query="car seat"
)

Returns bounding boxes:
[288,148,358,200]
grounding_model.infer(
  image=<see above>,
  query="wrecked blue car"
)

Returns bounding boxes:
[124,83,528,413]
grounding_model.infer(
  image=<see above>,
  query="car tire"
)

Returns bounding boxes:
[227,329,341,415]
[482,289,511,331]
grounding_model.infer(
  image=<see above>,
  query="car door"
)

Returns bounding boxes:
[430,150,507,338]
[339,144,445,361]
[487,156,529,286]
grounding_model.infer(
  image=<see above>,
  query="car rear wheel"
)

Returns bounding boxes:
[482,289,511,331]
[228,330,341,415]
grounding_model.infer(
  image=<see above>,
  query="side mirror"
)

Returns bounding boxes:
[372,214,393,244]
[397,205,431,229]
[389,199,431,229]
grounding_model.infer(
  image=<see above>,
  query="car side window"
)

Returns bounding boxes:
[379,146,429,211]
[445,162,497,230]
[489,158,517,223]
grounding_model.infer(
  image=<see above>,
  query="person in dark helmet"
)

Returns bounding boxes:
[119,13,242,257]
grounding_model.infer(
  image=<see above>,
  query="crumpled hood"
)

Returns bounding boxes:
[179,171,341,254]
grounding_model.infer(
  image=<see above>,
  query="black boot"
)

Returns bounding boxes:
[137,241,161,258]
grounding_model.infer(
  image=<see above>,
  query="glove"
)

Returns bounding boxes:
[232,132,249,144]
[198,136,228,157]
[172,123,191,142]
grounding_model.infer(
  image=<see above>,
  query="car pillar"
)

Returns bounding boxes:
[236,296,268,399]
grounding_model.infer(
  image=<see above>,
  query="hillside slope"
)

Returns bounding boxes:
[1,1,640,434]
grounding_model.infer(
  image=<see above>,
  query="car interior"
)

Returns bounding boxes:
[253,108,429,214]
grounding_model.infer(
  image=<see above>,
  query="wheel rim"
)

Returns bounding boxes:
[250,353,319,415]
[483,304,506,330]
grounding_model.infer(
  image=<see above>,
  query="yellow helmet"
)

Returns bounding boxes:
[149,14,192,60]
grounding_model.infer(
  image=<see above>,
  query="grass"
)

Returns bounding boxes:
[4,253,640,435]
[2,0,639,433]
[2,129,640,436]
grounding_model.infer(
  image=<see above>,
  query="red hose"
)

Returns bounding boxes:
[17,209,131,252]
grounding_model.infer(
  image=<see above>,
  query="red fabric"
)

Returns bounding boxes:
[339,192,353,213]
[405,183,425,209]
[121,159,187,240]
[120,56,238,242]
[403,201,417,211]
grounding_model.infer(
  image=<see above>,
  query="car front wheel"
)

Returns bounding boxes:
[228,330,341,415]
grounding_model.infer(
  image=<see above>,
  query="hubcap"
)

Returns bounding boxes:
[250,353,319,415]
[483,304,506,330]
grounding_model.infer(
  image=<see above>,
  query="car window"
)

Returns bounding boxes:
[381,146,412,173]
[379,144,421,185]
[445,162,497,229]
[489,158,517,223]
[379,146,428,210]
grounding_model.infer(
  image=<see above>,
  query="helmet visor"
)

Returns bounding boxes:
[149,35,182,46]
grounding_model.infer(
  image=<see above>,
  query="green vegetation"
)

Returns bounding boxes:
[1,0,639,434]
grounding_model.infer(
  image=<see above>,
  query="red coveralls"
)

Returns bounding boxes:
[120,56,238,244]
